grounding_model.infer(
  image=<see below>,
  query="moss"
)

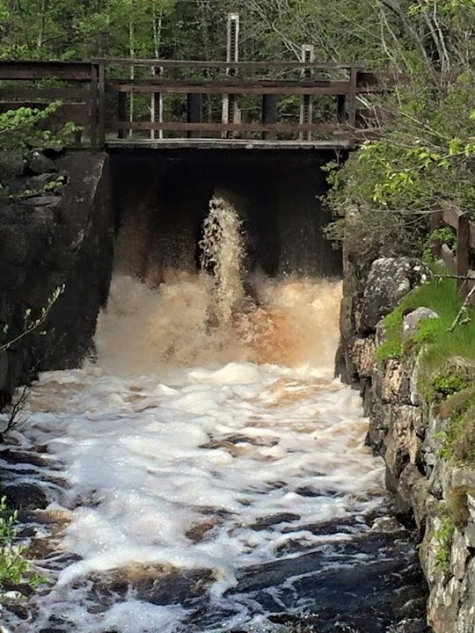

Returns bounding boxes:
[441,404,475,466]
[374,269,475,466]
[376,307,405,361]
[447,486,475,530]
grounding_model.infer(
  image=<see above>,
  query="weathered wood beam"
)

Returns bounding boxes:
[0,87,89,100]
[0,61,93,81]
[92,58,364,70]
[112,121,347,133]
[109,82,352,96]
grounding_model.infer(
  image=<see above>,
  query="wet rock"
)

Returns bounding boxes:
[1,483,48,511]
[388,620,430,633]
[361,258,430,333]
[90,564,216,607]
[1,597,30,620]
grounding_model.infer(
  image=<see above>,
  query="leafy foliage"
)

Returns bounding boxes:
[0,103,79,152]
[0,496,45,595]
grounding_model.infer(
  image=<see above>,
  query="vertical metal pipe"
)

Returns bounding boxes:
[300,44,314,142]
[222,13,239,138]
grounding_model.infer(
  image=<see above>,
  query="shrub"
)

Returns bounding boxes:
[0,496,45,596]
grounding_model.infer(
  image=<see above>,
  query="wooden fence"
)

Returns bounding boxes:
[431,209,475,304]
[0,58,384,149]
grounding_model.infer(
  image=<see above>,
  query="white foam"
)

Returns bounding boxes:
[6,276,385,631]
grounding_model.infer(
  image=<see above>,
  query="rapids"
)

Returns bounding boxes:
[0,199,426,632]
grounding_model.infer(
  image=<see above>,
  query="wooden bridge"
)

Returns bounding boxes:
[0,53,383,151]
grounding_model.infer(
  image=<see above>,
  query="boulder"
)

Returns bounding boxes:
[361,258,430,332]
[402,308,439,342]
[27,151,58,175]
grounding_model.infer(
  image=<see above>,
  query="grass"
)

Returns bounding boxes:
[376,271,475,466]
[377,276,475,372]
[433,506,455,571]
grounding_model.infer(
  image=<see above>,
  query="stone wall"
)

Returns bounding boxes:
[0,149,114,407]
[339,255,475,633]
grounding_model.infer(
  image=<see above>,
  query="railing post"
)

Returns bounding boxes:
[187,93,202,138]
[262,94,277,140]
[151,65,163,140]
[348,63,357,128]
[430,210,443,260]
[222,12,239,138]
[90,63,99,149]
[98,61,106,149]
[300,44,314,141]
[457,212,470,296]
[337,95,346,123]
[117,92,127,139]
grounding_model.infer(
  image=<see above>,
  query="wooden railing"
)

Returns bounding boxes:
[431,209,475,304]
[0,61,96,145]
[0,58,384,149]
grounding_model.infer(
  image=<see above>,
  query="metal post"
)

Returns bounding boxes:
[300,44,314,142]
[262,94,277,140]
[187,93,202,138]
[151,65,163,140]
[222,12,239,138]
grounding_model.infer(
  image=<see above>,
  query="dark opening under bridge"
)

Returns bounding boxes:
[0,57,384,152]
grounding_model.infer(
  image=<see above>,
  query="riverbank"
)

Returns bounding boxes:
[338,254,475,633]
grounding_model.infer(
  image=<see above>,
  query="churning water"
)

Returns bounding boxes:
[0,199,426,632]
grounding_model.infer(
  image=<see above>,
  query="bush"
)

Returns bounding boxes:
[0,496,45,596]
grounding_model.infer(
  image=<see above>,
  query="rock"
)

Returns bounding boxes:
[27,151,58,175]
[89,564,215,606]
[376,318,388,347]
[367,401,392,452]
[402,307,439,342]
[361,258,430,332]
[0,226,32,265]
[442,466,475,500]
[388,620,431,633]
[42,145,66,157]
[25,172,59,190]
[22,195,61,208]
[0,150,28,179]
[395,464,430,528]
[1,483,48,512]
[381,359,412,404]
[450,529,469,581]
[348,337,376,378]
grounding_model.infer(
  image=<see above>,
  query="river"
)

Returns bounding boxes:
[0,199,426,633]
